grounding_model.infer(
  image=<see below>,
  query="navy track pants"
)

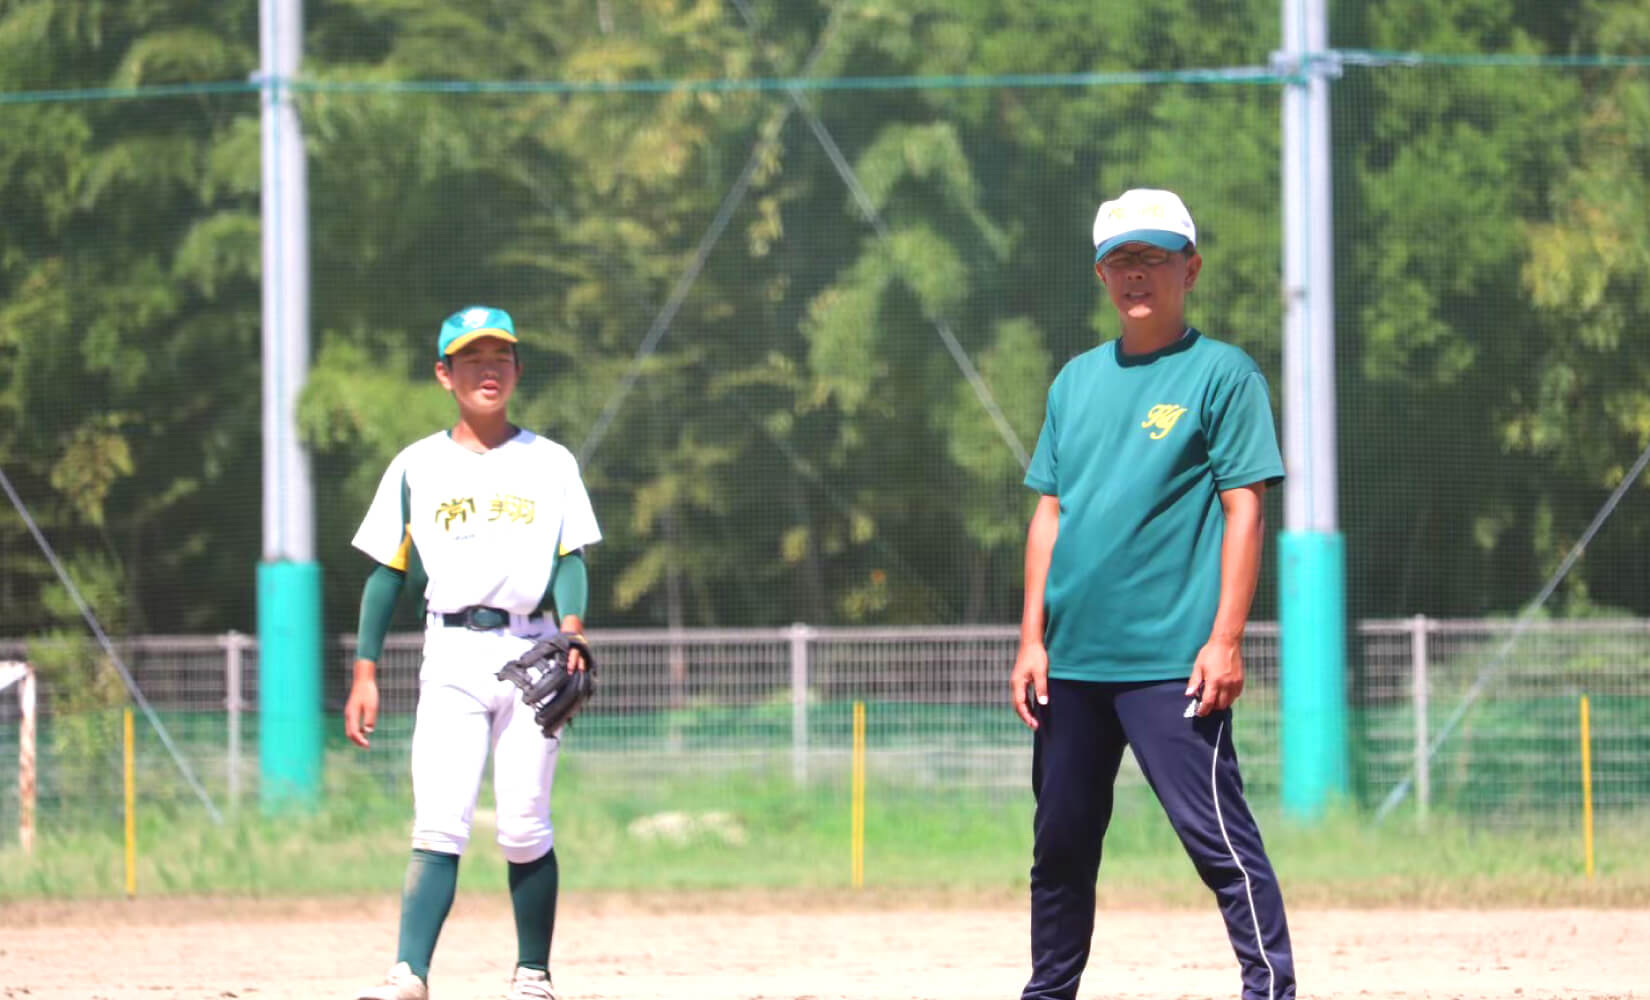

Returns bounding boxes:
[1022,678,1295,1000]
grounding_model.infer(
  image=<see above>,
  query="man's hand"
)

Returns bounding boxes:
[345,658,380,748]
[1186,636,1245,716]
[1190,484,1264,718]
[1013,495,1060,731]
[1011,642,1050,730]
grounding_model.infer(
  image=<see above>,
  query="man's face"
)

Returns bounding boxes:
[1095,242,1201,323]
[435,336,520,413]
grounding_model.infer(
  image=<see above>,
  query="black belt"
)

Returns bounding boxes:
[437,606,517,630]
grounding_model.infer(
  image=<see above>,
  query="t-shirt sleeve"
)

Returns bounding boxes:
[1024,378,1060,495]
[557,456,602,554]
[1206,369,1285,490]
[351,451,414,568]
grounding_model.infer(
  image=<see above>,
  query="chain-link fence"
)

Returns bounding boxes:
[4,617,1647,845]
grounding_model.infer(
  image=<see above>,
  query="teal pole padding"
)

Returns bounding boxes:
[1278,531,1349,819]
[257,560,323,812]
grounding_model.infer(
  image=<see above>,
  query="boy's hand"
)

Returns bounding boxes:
[345,658,380,748]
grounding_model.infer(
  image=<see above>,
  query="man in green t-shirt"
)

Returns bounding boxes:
[1011,188,1296,1000]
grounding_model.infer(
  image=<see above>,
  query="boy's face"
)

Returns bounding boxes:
[1095,242,1202,325]
[435,336,521,414]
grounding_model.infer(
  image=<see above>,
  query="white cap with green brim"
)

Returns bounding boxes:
[1093,188,1197,262]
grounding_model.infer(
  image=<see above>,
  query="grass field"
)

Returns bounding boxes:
[3,757,1647,907]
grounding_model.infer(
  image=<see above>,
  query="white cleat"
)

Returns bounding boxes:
[506,965,558,1000]
[357,961,429,1000]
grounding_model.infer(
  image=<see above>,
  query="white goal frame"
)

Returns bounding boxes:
[0,661,36,853]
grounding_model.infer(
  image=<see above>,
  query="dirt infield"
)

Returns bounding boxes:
[1,893,1644,999]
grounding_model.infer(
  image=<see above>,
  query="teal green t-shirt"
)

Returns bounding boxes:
[1024,328,1284,682]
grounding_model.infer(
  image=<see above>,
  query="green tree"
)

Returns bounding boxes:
[0,0,262,635]
[298,0,782,631]
[1336,0,1649,616]
[1514,0,1650,611]
[8,0,1650,639]
[782,0,1284,621]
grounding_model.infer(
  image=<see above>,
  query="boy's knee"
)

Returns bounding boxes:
[496,816,554,864]
[411,825,470,857]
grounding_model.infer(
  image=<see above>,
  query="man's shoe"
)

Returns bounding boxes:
[357,961,429,1000]
[506,965,558,1000]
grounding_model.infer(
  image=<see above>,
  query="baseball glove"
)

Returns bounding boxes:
[496,633,597,738]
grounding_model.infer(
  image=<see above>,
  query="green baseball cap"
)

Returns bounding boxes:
[438,305,518,358]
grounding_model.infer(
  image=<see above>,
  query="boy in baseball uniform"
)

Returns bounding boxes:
[346,306,601,1000]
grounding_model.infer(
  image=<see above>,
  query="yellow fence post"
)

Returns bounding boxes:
[1580,695,1594,881]
[851,700,865,889]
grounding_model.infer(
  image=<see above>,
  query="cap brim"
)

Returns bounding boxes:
[1095,229,1192,262]
[442,328,518,355]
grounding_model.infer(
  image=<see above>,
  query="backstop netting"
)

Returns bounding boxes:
[2,2,1648,845]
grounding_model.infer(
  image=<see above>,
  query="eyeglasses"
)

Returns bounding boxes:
[1099,248,1177,270]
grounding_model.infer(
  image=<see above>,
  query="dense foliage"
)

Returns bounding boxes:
[2,0,1647,637]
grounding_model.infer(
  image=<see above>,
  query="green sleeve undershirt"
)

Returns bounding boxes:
[354,563,406,662]
[550,549,589,621]
[355,550,586,662]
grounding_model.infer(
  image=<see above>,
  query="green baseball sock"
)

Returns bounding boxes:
[396,848,459,982]
[508,847,559,972]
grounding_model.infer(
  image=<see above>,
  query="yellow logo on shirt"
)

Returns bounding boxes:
[1141,404,1188,440]
[434,495,537,531]
[436,498,476,530]
[489,494,536,524]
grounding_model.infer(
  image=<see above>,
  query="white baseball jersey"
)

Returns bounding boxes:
[352,429,601,614]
